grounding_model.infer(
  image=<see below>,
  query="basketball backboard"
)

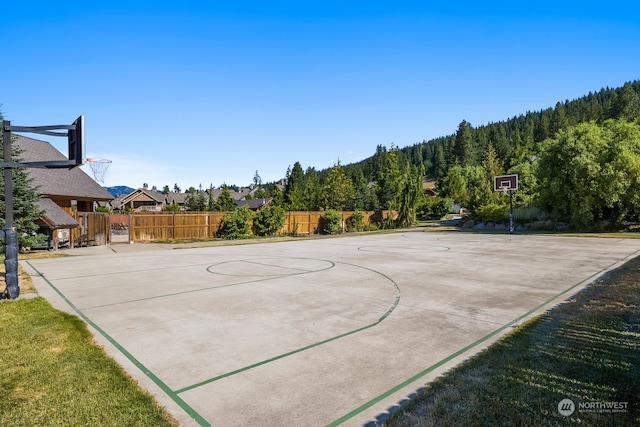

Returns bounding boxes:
[67,115,84,167]
[494,174,518,192]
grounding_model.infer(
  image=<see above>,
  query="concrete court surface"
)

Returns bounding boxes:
[22,231,640,426]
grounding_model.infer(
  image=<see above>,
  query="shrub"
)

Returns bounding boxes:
[433,197,454,218]
[346,210,365,232]
[513,206,548,223]
[319,209,343,235]
[253,205,285,236]
[475,203,509,223]
[417,197,454,219]
[220,206,253,239]
[528,220,556,231]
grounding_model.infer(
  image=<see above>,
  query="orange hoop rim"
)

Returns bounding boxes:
[85,157,112,164]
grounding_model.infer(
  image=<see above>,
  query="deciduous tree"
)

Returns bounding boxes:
[537,119,640,228]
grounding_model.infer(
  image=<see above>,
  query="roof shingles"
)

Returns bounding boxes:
[14,135,113,201]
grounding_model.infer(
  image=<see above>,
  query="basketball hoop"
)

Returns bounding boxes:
[85,158,112,183]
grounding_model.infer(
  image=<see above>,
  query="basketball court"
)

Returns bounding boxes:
[22,231,640,426]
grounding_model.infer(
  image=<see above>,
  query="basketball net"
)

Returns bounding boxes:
[85,158,112,184]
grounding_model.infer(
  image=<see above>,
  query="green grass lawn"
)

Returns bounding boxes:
[0,297,176,426]
[383,254,640,426]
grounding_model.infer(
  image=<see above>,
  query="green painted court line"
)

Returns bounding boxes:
[82,273,293,309]
[176,261,401,394]
[26,261,211,427]
[177,322,381,394]
[327,250,640,426]
[36,260,220,281]
[26,257,400,425]
[86,258,336,309]
[176,287,400,394]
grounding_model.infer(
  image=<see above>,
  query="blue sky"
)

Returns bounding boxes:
[2,1,639,189]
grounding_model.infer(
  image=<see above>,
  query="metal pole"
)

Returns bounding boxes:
[2,120,19,299]
[509,190,514,235]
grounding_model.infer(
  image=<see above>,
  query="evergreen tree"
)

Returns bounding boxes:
[395,164,424,228]
[321,162,355,211]
[268,185,284,208]
[214,185,236,212]
[253,170,262,188]
[185,189,207,211]
[346,166,369,210]
[0,142,44,249]
[302,167,321,211]
[434,144,447,179]
[284,161,305,210]
[207,184,215,211]
[549,102,570,136]
[608,82,640,122]
[438,163,466,205]
[534,110,552,143]
[487,123,508,159]
[504,128,526,170]
[454,120,477,166]
[370,144,388,182]
[375,146,403,210]
[480,144,504,206]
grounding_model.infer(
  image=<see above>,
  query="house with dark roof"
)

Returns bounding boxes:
[14,135,114,248]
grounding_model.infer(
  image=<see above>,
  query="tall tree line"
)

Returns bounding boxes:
[228,81,640,228]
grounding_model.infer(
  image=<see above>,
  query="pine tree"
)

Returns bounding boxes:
[321,162,355,211]
[284,162,305,210]
[302,167,321,211]
[434,143,447,179]
[454,120,477,166]
[0,138,44,249]
[549,102,570,136]
[214,185,236,212]
[207,184,215,211]
[608,82,640,121]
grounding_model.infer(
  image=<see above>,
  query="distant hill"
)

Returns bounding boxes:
[105,186,135,197]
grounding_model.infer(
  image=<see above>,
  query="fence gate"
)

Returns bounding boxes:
[72,212,111,246]
[110,214,131,244]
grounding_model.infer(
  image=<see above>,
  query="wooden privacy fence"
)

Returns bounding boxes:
[123,210,392,242]
[129,213,226,241]
[71,212,110,246]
